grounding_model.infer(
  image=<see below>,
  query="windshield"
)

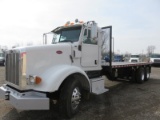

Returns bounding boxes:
[131,55,139,58]
[52,26,81,43]
[150,54,160,58]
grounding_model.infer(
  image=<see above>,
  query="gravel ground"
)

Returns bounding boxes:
[0,66,160,120]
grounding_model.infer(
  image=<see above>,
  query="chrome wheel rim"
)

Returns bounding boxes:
[71,87,81,110]
[141,73,145,81]
[147,73,150,79]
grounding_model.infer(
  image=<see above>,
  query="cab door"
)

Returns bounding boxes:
[81,28,99,67]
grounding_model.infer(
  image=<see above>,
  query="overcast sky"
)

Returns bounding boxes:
[0,0,160,54]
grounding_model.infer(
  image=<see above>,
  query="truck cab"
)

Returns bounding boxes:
[0,20,110,118]
[149,54,160,66]
[114,55,124,62]
[129,54,140,62]
[44,21,102,71]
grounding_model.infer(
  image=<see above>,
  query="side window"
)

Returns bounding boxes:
[83,29,87,41]
[83,29,97,45]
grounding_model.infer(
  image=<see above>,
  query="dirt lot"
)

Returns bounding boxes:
[0,66,160,120]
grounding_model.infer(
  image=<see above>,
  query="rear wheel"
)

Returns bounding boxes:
[136,67,145,84]
[144,67,150,81]
[59,78,81,118]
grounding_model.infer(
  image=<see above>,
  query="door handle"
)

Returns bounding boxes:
[95,60,97,65]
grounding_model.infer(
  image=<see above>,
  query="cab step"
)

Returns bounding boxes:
[90,77,109,95]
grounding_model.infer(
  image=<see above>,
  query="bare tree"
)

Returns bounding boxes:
[12,43,20,48]
[1,46,8,50]
[147,45,156,56]
[124,51,131,62]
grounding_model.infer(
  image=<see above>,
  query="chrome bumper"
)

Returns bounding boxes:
[0,85,49,110]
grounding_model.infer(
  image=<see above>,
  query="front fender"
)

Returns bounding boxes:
[32,65,90,92]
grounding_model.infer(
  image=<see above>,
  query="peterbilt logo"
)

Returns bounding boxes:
[56,50,63,54]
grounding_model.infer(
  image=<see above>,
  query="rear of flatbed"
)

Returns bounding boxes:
[101,61,152,83]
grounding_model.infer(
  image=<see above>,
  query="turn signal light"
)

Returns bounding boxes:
[29,75,42,85]
[35,76,42,84]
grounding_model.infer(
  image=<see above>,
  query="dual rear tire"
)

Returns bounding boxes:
[144,67,150,81]
[136,67,150,83]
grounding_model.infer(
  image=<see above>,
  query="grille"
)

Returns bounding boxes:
[5,50,20,86]
[154,59,160,63]
[131,60,138,62]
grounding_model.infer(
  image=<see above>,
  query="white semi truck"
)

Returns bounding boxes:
[0,20,152,118]
[129,54,140,62]
[149,54,160,66]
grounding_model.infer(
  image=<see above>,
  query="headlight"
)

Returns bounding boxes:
[20,52,42,87]
[28,75,42,85]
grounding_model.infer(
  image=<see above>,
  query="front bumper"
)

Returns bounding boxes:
[0,85,49,110]
[131,59,138,62]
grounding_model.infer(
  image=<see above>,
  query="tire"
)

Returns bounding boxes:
[136,67,145,84]
[59,78,81,118]
[111,69,118,80]
[144,67,150,81]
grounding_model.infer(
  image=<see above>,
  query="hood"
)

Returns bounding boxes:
[18,43,72,77]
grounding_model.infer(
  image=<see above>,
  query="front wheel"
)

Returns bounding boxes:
[59,78,81,118]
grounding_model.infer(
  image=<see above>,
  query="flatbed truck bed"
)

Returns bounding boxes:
[101,60,152,82]
[102,60,152,68]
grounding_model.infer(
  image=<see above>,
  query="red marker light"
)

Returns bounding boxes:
[56,51,63,54]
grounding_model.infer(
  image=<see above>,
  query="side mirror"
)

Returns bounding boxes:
[91,23,98,44]
[91,23,98,39]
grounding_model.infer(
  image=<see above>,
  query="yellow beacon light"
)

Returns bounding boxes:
[64,19,84,26]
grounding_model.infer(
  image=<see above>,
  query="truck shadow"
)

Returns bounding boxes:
[2,78,160,120]
[2,108,64,120]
